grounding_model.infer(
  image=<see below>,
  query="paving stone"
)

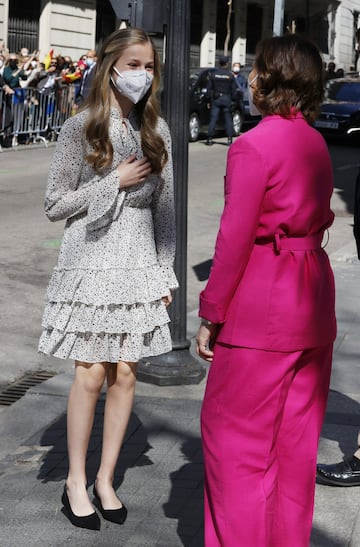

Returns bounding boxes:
[0,344,359,546]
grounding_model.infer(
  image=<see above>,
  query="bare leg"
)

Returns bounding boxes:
[95,361,137,509]
[65,361,106,516]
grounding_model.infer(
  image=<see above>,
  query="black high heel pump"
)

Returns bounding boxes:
[93,484,128,525]
[61,485,101,530]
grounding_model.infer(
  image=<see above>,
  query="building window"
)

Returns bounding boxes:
[96,0,116,50]
[246,4,263,54]
[191,0,203,46]
[8,0,40,53]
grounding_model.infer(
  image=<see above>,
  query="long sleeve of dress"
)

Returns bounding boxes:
[151,120,179,291]
[44,115,120,229]
[199,141,267,323]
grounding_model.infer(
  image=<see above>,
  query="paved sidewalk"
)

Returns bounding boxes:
[1,247,360,547]
[0,348,207,547]
[1,139,360,546]
[314,255,360,547]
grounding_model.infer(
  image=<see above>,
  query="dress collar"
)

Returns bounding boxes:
[110,107,139,129]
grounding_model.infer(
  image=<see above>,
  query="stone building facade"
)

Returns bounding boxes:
[0,1,359,72]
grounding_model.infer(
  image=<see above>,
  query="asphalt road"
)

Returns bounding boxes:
[0,135,358,388]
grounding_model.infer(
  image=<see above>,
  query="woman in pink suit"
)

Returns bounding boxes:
[196,34,336,547]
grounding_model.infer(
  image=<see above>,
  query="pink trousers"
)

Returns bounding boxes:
[201,342,333,547]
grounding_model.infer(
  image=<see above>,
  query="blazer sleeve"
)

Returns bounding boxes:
[199,140,267,323]
[44,115,120,230]
[151,119,179,291]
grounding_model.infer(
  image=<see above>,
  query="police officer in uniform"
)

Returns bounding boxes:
[206,56,237,146]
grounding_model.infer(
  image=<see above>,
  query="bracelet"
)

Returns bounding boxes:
[200,318,212,327]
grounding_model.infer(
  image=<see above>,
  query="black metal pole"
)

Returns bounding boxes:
[137,0,206,385]
[164,0,191,349]
[353,11,360,67]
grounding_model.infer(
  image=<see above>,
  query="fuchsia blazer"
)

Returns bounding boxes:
[199,111,337,352]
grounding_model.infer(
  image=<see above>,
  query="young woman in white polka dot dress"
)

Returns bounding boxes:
[38,28,178,530]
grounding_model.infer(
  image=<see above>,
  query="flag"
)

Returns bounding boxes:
[63,70,82,83]
[43,49,54,70]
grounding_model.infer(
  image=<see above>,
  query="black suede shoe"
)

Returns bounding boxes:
[62,485,101,530]
[317,456,360,486]
[227,137,233,146]
[205,138,213,146]
[93,485,128,525]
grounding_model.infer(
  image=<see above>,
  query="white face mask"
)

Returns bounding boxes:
[111,67,153,104]
[233,66,240,74]
[31,60,37,69]
[248,74,261,116]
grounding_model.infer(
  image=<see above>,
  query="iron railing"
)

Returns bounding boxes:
[0,84,76,150]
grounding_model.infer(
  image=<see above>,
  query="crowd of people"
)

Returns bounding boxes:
[0,41,97,90]
[324,61,346,80]
[0,41,97,147]
[1,36,356,150]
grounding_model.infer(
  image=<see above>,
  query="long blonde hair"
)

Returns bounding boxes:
[83,27,168,174]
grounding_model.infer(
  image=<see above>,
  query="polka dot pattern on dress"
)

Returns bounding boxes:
[38,108,178,364]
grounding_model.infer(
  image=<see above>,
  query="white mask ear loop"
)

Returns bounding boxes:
[248,74,261,116]
[111,66,120,86]
[110,66,119,89]
[248,74,258,87]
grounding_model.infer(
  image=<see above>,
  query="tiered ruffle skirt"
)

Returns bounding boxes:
[38,263,177,363]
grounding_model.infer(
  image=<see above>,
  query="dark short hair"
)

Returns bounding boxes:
[252,34,324,123]
[219,55,229,66]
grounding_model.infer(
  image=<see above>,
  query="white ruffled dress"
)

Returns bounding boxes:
[38,108,178,363]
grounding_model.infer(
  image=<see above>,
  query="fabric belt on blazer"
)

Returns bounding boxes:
[255,233,323,255]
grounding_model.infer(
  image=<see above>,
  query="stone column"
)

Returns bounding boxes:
[0,0,9,49]
[39,0,96,60]
[232,0,247,65]
[200,0,217,67]
[273,0,285,36]
[38,0,51,59]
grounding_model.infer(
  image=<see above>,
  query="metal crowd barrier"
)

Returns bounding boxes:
[0,84,76,151]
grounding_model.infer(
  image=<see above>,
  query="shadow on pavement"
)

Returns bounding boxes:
[36,396,204,546]
[193,259,212,282]
[317,389,360,466]
[327,138,359,215]
[34,388,360,546]
[163,437,204,547]
[37,397,153,489]
[311,526,346,546]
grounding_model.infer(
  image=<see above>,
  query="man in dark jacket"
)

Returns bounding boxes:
[0,74,14,95]
[206,56,237,146]
[75,49,97,107]
[0,74,14,147]
[36,60,61,94]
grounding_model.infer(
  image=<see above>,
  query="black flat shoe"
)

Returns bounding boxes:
[317,456,360,486]
[62,485,101,530]
[93,485,127,525]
